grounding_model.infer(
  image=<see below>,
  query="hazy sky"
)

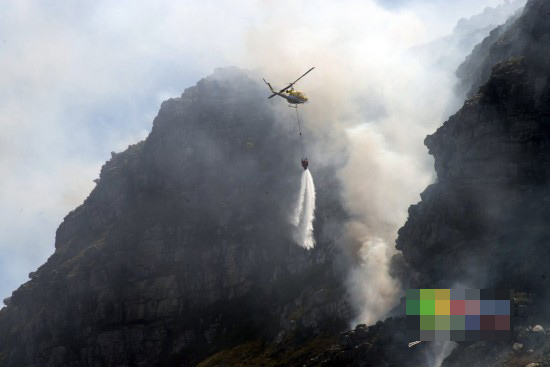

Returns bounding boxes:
[0,0,516,304]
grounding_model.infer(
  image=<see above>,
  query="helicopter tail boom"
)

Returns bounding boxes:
[263,79,278,99]
[263,78,276,96]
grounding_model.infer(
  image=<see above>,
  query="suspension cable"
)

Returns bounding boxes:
[295,107,306,159]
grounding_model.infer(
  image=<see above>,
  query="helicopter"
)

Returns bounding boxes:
[263,67,315,106]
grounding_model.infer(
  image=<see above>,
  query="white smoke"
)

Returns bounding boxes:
[425,341,457,367]
[291,170,316,250]
[242,0,525,325]
[346,224,400,325]
[0,0,523,316]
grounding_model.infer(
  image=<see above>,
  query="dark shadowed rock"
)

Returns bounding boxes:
[0,68,352,366]
[308,0,550,365]
[397,0,550,294]
[3,0,550,365]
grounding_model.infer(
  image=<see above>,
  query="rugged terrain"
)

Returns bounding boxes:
[397,0,550,298]
[2,0,550,366]
[309,0,550,365]
[0,69,353,367]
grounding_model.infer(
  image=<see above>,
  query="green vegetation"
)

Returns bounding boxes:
[506,56,524,66]
[197,334,336,367]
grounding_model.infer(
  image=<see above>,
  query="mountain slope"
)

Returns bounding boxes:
[396,0,550,296]
[0,68,352,367]
[307,0,550,365]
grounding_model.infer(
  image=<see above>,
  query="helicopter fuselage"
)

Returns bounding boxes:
[263,71,312,106]
[268,89,308,105]
[279,93,307,105]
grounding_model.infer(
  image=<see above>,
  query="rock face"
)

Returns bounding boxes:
[412,0,525,71]
[457,0,549,99]
[0,68,352,366]
[304,319,430,367]
[2,0,549,365]
[396,0,550,293]
[309,0,550,365]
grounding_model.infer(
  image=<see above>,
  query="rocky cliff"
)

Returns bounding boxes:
[308,0,550,365]
[0,68,352,367]
[397,0,550,296]
[3,1,550,366]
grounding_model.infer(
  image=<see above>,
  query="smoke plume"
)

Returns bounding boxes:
[239,0,526,323]
[0,0,526,320]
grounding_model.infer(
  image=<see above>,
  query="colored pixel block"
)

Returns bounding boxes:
[406,289,513,342]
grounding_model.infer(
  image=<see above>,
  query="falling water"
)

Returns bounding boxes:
[291,172,307,226]
[291,170,316,249]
